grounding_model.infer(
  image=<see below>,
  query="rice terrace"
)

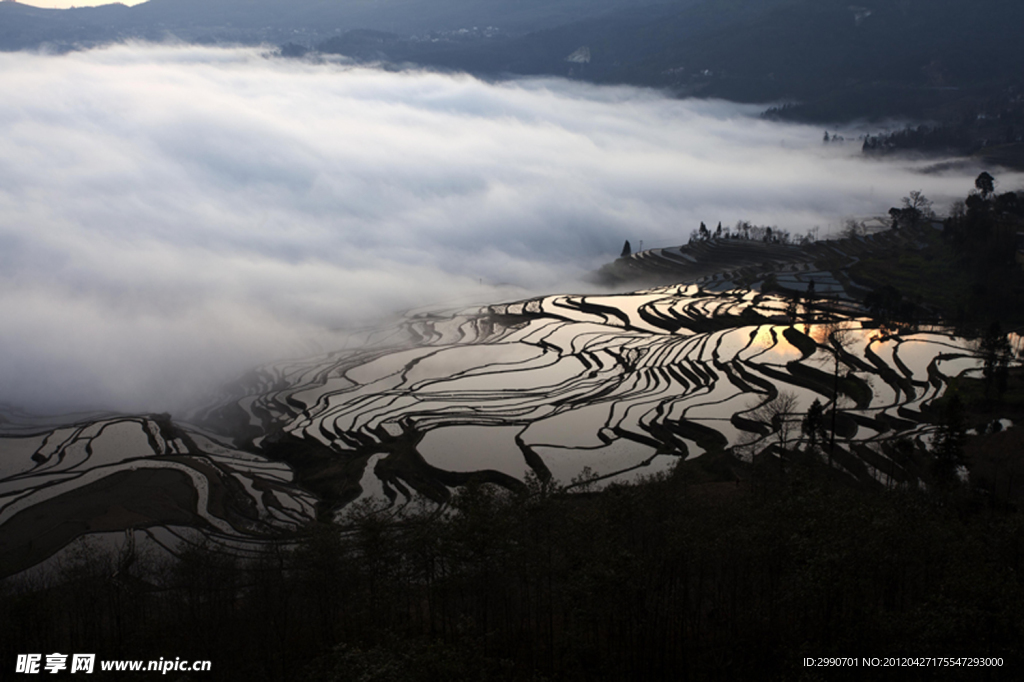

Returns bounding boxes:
[0,222,1005,566]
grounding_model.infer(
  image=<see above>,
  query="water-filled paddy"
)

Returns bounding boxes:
[0,283,1000,576]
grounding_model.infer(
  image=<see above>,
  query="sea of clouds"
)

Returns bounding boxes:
[0,43,1018,414]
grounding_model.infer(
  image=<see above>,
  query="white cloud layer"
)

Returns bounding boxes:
[0,43,1019,413]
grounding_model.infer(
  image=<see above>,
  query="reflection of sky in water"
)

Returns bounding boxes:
[716,328,756,361]
[895,339,950,381]
[742,326,804,363]
[347,347,437,384]
[935,356,983,378]
[867,334,897,369]
[523,403,611,448]
[671,383,745,421]
[419,352,579,393]
[0,434,47,480]
[419,425,529,478]
[534,439,658,483]
[863,374,899,409]
[209,286,1006,497]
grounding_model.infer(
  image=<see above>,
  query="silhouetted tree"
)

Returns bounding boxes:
[818,320,855,468]
[620,240,631,258]
[864,284,914,323]
[786,296,799,323]
[746,391,799,474]
[802,399,826,453]
[888,206,902,229]
[978,321,1013,396]
[975,171,995,199]
[931,394,967,490]
[842,218,866,237]
[887,192,932,230]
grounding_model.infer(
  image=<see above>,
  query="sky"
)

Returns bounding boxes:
[1,43,1019,415]
[14,1,145,8]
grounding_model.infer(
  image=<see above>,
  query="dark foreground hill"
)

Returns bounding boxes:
[3,461,1022,681]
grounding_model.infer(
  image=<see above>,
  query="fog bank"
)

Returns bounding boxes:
[0,44,1016,413]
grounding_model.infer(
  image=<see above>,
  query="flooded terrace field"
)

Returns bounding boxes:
[0,282,996,575]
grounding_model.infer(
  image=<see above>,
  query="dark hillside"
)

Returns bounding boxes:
[5,0,1023,136]
[4,468,1022,681]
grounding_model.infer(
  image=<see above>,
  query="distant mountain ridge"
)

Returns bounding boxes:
[2,0,1023,130]
[0,0,681,49]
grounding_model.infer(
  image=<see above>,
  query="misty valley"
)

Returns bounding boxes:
[3,2,1024,678]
